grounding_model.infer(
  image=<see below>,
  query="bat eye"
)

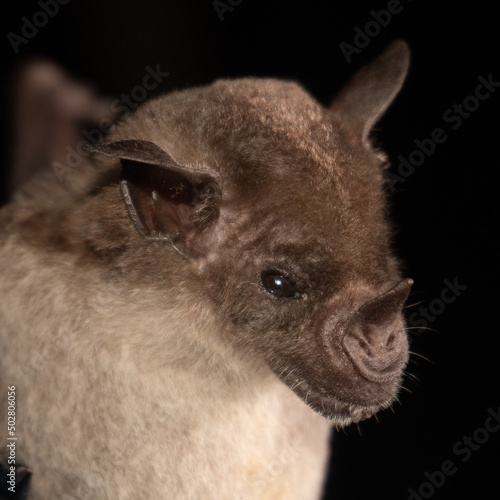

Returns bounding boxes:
[261,271,300,299]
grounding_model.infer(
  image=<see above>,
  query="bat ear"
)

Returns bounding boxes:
[329,40,410,142]
[91,140,221,258]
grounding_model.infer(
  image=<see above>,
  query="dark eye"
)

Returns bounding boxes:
[261,271,300,299]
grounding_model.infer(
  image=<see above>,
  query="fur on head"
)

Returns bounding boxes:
[72,41,410,426]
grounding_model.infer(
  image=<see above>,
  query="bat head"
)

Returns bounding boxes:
[91,41,412,425]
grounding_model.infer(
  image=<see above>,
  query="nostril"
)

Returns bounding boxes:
[357,322,396,358]
[358,336,370,354]
[342,324,408,382]
[386,330,396,350]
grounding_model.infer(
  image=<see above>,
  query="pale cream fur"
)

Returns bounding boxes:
[0,215,330,499]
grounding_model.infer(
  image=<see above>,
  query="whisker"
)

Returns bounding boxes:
[409,351,433,363]
[405,300,425,308]
[406,326,438,333]
[403,371,420,383]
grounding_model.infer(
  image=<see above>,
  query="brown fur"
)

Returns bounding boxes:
[0,41,410,499]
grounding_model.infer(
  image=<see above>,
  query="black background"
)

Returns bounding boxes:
[1,1,498,499]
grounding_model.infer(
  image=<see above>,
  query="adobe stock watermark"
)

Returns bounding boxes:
[51,64,169,184]
[408,405,500,499]
[339,0,411,63]
[61,466,104,500]
[237,439,302,500]
[7,0,71,54]
[6,386,17,493]
[386,73,500,192]
[407,277,468,342]
[27,327,73,374]
[213,0,244,22]
[14,282,125,380]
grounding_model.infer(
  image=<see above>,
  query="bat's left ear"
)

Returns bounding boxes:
[329,40,410,143]
[92,140,221,258]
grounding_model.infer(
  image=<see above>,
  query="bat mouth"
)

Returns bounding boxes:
[306,389,395,426]
[285,374,401,426]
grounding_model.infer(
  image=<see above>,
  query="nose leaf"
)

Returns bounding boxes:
[342,279,413,382]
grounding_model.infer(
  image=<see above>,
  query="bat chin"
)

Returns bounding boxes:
[317,394,396,426]
[325,401,390,426]
[290,379,400,426]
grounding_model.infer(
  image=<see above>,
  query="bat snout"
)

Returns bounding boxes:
[342,319,408,382]
[342,278,412,383]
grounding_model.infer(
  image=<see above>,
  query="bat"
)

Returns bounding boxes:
[0,41,411,499]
